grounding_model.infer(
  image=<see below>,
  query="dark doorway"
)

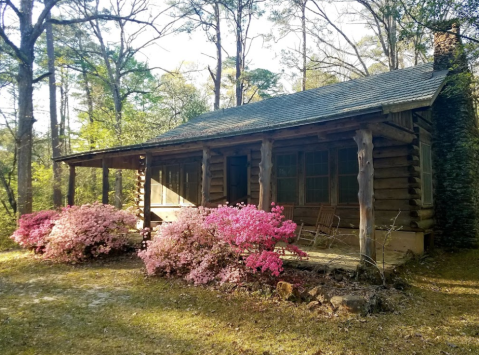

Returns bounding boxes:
[227,155,248,205]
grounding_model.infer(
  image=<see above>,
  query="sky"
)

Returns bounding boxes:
[1,0,369,136]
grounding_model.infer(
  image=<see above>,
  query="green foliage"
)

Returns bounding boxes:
[292,59,339,92]
[432,67,479,248]
[0,212,17,251]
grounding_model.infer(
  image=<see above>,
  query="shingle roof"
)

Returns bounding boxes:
[150,63,447,144]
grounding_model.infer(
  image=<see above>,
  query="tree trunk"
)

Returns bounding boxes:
[114,170,122,209]
[354,129,376,265]
[17,61,34,215]
[213,2,222,110]
[258,138,273,211]
[201,147,211,207]
[301,1,307,91]
[235,3,243,106]
[46,14,62,208]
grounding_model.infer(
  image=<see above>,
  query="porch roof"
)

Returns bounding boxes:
[151,63,446,144]
[54,63,447,164]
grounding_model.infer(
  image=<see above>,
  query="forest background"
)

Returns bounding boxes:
[0,0,478,249]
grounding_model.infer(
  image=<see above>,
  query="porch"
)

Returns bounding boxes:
[57,109,433,259]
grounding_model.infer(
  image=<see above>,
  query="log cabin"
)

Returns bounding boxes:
[54,24,479,257]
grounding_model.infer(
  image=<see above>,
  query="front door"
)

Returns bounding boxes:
[227,156,248,205]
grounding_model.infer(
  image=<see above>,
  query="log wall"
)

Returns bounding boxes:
[134,110,435,234]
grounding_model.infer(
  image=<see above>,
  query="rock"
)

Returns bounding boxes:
[307,301,320,310]
[366,294,395,314]
[330,295,367,314]
[276,281,300,301]
[308,286,330,303]
[334,273,344,282]
[392,277,409,290]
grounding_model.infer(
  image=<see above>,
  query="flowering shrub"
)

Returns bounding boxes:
[207,203,307,276]
[139,203,307,285]
[138,207,242,285]
[43,203,137,263]
[10,210,59,253]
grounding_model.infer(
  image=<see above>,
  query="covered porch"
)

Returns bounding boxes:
[57,109,428,259]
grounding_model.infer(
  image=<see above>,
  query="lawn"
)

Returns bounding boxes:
[0,249,478,355]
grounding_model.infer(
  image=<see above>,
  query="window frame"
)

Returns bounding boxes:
[275,152,299,204]
[304,150,330,205]
[337,146,359,205]
[150,162,200,207]
[420,142,434,206]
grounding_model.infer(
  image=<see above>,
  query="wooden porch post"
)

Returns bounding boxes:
[142,152,152,249]
[201,147,211,207]
[354,129,376,265]
[67,164,75,206]
[259,138,273,211]
[102,158,109,205]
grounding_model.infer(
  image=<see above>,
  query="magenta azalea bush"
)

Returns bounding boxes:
[44,203,137,263]
[139,203,307,285]
[10,203,137,263]
[138,207,242,285]
[10,210,59,252]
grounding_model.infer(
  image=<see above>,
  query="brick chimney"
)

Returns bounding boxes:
[433,23,465,71]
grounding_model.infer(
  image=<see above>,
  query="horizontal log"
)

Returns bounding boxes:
[375,156,410,168]
[410,219,435,230]
[373,146,409,159]
[375,166,420,179]
[374,178,409,189]
[210,156,223,164]
[410,209,435,220]
[211,170,223,179]
[210,185,223,194]
[375,215,414,229]
[375,189,414,200]
[368,123,416,143]
[375,199,419,211]
[211,177,223,186]
[210,162,223,172]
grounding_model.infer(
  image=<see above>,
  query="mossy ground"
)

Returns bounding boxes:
[0,249,478,355]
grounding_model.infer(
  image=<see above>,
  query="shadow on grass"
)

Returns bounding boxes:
[0,249,478,354]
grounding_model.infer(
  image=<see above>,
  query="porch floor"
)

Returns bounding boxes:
[281,243,410,271]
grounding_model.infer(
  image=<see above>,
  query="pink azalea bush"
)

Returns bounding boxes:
[139,203,307,285]
[10,210,59,253]
[207,203,307,276]
[43,203,137,263]
[138,207,242,285]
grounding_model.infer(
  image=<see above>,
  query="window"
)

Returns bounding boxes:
[421,143,433,205]
[183,163,199,205]
[150,163,199,206]
[338,147,358,204]
[276,153,297,203]
[165,165,180,205]
[305,151,329,203]
[151,167,163,204]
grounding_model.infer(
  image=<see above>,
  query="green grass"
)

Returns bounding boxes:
[0,249,478,355]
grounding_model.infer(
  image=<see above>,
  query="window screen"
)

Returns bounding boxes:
[338,147,358,204]
[276,154,297,203]
[151,167,163,204]
[183,163,199,205]
[421,143,433,205]
[165,165,180,205]
[305,151,329,203]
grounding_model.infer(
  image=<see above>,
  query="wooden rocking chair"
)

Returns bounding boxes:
[281,204,295,221]
[297,205,337,246]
